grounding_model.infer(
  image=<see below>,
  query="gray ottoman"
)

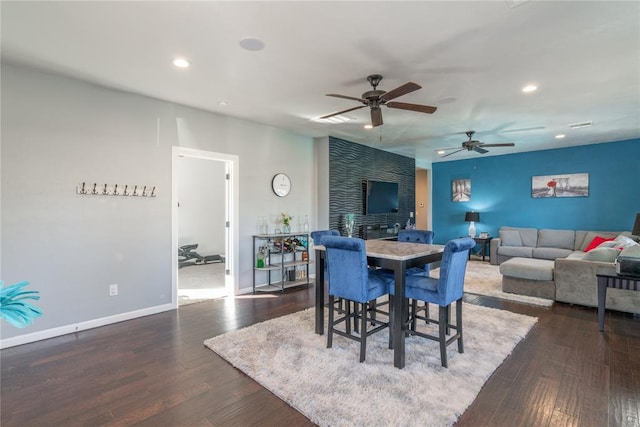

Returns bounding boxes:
[500,257,555,299]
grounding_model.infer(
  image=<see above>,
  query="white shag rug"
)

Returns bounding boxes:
[204,304,537,427]
[451,260,554,307]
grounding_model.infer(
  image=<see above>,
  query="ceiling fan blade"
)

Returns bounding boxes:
[319,105,366,119]
[441,148,466,158]
[379,82,421,102]
[326,93,365,103]
[386,101,437,114]
[473,147,489,154]
[371,108,383,127]
[479,143,515,148]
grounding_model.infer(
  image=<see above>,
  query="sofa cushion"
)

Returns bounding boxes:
[500,257,554,281]
[498,246,533,258]
[584,236,615,252]
[532,247,573,260]
[577,231,620,251]
[619,244,640,258]
[583,247,620,262]
[614,234,639,249]
[500,229,523,247]
[500,227,538,247]
[597,240,619,249]
[538,229,575,250]
[566,251,587,260]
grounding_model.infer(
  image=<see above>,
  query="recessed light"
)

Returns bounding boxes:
[313,114,352,124]
[522,84,537,93]
[438,97,457,104]
[555,134,566,139]
[569,121,592,129]
[172,57,191,68]
[239,37,265,51]
[218,100,228,107]
[364,124,373,129]
[436,150,445,155]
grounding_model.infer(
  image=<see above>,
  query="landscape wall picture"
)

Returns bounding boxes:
[532,173,589,198]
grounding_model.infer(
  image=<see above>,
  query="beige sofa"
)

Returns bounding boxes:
[490,227,640,314]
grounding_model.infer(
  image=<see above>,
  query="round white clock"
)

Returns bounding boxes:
[272,173,291,197]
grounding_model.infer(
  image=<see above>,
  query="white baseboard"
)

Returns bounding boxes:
[0,303,174,349]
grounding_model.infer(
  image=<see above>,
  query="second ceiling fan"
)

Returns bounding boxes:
[439,131,515,157]
[320,74,437,127]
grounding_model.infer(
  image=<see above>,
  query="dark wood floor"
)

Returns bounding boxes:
[2,285,639,426]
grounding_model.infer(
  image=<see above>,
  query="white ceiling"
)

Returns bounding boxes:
[2,1,639,166]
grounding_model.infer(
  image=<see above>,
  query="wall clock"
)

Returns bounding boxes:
[272,173,291,197]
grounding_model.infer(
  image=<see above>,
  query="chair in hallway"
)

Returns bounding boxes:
[322,236,393,362]
[403,237,475,368]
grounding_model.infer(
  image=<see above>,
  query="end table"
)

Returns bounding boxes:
[596,273,640,332]
[470,236,491,262]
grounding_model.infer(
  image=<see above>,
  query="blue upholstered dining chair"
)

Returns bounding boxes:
[310,229,341,245]
[310,230,350,322]
[397,229,435,276]
[322,236,393,362]
[400,237,475,368]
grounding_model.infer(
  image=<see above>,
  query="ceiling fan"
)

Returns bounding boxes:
[320,74,437,127]
[439,131,515,157]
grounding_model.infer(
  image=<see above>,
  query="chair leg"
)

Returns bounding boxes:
[457,298,464,354]
[327,295,334,349]
[410,299,417,331]
[369,298,376,326]
[445,304,451,335]
[439,305,448,368]
[388,295,394,349]
[353,302,360,334]
[346,302,352,334]
[424,302,430,324]
[360,302,367,362]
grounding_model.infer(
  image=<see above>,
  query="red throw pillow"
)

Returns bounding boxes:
[584,236,614,252]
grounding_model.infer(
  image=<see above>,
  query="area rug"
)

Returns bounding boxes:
[204,304,537,426]
[446,260,554,307]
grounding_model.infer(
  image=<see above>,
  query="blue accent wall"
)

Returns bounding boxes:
[432,138,640,244]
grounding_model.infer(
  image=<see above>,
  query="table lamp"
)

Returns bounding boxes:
[465,211,479,237]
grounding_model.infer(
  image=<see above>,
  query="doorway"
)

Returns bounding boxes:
[171,147,239,308]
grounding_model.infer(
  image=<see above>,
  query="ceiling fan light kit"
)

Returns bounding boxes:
[322,74,437,128]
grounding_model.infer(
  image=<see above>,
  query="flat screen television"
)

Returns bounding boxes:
[365,180,399,214]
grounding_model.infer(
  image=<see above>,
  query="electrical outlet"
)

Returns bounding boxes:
[109,284,118,296]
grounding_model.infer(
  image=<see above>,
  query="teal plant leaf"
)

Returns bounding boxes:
[0,281,42,328]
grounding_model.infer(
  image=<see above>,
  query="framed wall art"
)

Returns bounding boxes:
[531,173,589,198]
[452,178,471,202]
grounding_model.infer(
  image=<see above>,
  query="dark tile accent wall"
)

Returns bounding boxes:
[329,137,415,238]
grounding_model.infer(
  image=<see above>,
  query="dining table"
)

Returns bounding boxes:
[314,239,445,369]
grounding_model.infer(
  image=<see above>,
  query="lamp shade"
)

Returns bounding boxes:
[465,211,480,222]
[633,212,640,236]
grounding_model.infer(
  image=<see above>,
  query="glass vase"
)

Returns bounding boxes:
[345,213,356,238]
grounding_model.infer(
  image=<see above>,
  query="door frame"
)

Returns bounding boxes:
[171,146,239,308]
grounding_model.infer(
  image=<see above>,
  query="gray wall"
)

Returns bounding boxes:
[1,64,314,345]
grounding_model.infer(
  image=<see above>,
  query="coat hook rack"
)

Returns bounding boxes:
[76,182,158,197]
